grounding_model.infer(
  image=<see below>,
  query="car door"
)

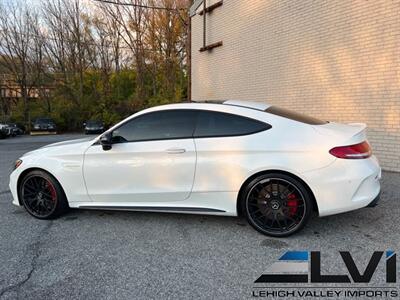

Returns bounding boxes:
[192,110,272,193]
[83,109,198,203]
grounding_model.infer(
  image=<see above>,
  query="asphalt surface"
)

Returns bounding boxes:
[0,134,399,299]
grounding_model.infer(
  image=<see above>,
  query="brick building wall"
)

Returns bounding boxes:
[190,0,400,172]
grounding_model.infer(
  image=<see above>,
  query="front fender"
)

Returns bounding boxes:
[10,144,91,206]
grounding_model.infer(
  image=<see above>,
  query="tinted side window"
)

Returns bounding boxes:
[112,110,198,143]
[265,106,327,125]
[194,111,270,138]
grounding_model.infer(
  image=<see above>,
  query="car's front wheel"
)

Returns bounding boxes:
[19,170,69,219]
[242,173,312,237]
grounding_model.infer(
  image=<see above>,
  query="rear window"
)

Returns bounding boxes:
[265,106,328,125]
[194,111,271,138]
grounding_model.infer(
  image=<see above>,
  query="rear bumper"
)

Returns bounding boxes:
[302,155,381,217]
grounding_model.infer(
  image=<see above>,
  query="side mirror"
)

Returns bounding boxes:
[100,132,112,151]
[83,122,86,127]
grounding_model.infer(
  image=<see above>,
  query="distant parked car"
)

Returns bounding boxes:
[0,123,12,138]
[84,120,104,134]
[32,118,57,134]
[7,123,24,136]
[0,124,8,139]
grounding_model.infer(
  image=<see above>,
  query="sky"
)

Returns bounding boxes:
[1,0,96,9]
[1,0,41,6]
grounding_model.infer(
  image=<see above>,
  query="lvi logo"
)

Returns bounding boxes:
[255,251,397,283]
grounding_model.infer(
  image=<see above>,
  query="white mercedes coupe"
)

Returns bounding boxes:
[9,100,381,236]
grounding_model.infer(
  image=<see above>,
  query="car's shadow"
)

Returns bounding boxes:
[49,200,391,243]
[6,173,397,248]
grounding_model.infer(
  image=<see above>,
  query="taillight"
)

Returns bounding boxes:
[329,141,371,159]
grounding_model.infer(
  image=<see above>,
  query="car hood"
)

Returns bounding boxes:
[41,137,94,148]
[21,137,95,158]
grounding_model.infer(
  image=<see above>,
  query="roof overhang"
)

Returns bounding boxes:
[189,0,204,17]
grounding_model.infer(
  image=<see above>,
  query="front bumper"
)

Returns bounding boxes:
[367,191,381,207]
[302,155,381,217]
[85,129,103,134]
[9,168,21,206]
[30,130,57,135]
[32,128,56,131]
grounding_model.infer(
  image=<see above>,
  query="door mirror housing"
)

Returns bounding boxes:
[100,132,112,151]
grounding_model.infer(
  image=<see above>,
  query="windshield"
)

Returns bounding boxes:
[36,118,54,124]
[87,121,102,126]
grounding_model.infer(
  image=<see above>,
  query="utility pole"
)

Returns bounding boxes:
[187,9,192,102]
[203,0,206,49]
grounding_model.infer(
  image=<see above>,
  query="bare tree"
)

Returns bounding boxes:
[146,0,189,100]
[0,0,192,129]
[42,0,94,112]
[0,3,44,127]
[98,0,150,104]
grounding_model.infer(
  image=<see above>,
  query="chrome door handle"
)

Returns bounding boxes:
[166,148,186,154]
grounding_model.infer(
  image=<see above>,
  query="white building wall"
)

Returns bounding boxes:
[191,0,400,172]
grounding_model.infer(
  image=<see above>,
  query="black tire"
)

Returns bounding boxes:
[241,173,312,237]
[19,170,69,219]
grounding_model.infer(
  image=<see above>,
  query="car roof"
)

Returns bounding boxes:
[136,100,273,116]
[174,100,271,111]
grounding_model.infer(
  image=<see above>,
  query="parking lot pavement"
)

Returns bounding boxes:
[0,135,399,299]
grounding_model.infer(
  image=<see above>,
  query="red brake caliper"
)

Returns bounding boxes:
[47,181,57,202]
[286,193,298,216]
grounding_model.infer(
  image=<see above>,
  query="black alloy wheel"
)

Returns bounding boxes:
[242,173,312,237]
[20,170,68,219]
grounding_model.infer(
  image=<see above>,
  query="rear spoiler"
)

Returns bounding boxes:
[313,122,368,145]
[347,123,367,130]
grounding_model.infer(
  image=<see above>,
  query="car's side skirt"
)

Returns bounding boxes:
[69,192,238,216]
[78,206,226,213]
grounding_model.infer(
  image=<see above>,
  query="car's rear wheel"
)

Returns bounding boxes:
[19,170,68,219]
[242,173,312,237]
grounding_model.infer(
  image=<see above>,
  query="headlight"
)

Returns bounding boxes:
[14,159,23,170]
[34,125,40,129]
